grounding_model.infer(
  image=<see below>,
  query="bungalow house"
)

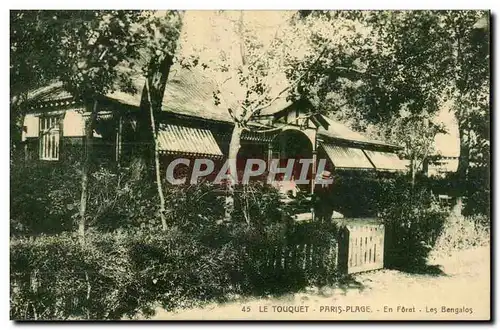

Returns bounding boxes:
[20,64,407,198]
[20,64,409,274]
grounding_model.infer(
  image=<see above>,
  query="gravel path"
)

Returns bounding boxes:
[144,245,490,321]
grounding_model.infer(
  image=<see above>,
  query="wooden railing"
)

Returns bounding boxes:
[238,222,339,288]
[241,219,385,281]
[266,239,339,275]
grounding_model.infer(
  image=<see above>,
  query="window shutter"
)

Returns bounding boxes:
[39,115,61,161]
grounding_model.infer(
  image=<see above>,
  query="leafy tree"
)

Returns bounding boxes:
[366,11,490,199]
[296,10,489,196]
[10,11,62,153]
[384,113,446,185]
[439,11,490,186]
[181,11,336,221]
[293,11,450,128]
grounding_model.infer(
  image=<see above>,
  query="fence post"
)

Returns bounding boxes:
[337,225,349,275]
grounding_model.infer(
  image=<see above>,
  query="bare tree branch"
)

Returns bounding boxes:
[227,107,239,123]
[210,76,240,122]
[241,44,329,123]
[238,11,247,67]
[245,19,287,71]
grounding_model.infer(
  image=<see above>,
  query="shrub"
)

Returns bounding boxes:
[417,169,490,217]
[431,214,490,258]
[161,181,292,230]
[378,179,448,271]
[86,164,159,232]
[463,166,490,216]
[125,228,238,313]
[225,220,339,295]
[10,162,80,236]
[10,161,161,236]
[10,232,134,320]
[233,182,291,226]
[329,171,414,218]
[162,181,225,237]
[11,169,342,320]
[330,171,381,217]
[417,173,455,196]
[10,229,234,320]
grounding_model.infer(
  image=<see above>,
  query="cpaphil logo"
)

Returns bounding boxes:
[165,158,333,185]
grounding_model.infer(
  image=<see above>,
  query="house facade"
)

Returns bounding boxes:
[20,64,408,198]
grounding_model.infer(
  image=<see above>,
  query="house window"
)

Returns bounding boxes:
[39,116,61,160]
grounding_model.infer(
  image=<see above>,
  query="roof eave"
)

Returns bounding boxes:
[318,133,403,151]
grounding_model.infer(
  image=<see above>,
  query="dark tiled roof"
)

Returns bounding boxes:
[27,64,232,123]
[318,115,400,149]
[26,82,73,104]
[25,65,399,148]
[161,65,232,122]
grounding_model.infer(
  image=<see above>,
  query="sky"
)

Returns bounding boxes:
[179,10,293,65]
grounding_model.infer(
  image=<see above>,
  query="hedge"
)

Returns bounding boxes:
[11,222,339,320]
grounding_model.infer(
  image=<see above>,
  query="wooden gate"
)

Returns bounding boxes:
[337,218,385,274]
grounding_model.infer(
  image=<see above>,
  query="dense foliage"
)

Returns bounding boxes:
[462,166,490,216]
[10,162,342,319]
[327,171,453,271]
[378,177,449,271]
[295,11,489,200]
[432,213,489,257]
[11,159,490,319]
[11,216,339,320]
[10,162,80,235]
[329,171,382,218]
[10,161,159,236]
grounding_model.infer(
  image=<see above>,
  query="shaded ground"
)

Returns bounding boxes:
[141,245,490,320]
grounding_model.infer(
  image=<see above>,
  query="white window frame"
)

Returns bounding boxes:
[39,115,61,161]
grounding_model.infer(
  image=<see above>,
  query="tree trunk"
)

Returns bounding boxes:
[453,124,470,216]
[222,11,246,222]
[145,79,168,231]
[410,156,417,187]
[78,99,98,242]
[141,56,173,231]
[453,33,470,201]
[224,123,243,221]
[456,126,470,187]
[11,93,27,162]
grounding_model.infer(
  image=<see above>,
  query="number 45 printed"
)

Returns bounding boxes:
[241,306,251,312]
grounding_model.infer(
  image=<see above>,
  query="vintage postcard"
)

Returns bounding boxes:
[9,9,490,321]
